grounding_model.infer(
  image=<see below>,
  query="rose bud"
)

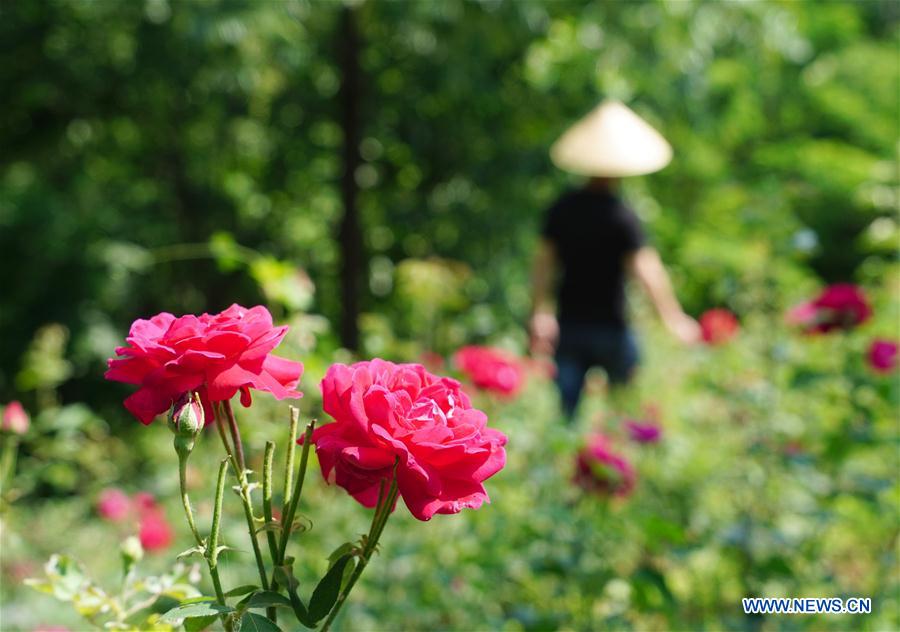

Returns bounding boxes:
[168,392,203,458]
[2,401,30,435]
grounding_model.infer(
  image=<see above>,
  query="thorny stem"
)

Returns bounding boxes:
[175,442,228,628]
[262,440,279,623]
[214,402,270,593]
[320,468,400,632]
[276,420,316,565]
[209,459,232,632]
[283,407,300,504]
[223,399,246,473]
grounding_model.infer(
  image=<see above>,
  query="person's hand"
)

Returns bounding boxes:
[529,311,559,356]
[665,311,701,345]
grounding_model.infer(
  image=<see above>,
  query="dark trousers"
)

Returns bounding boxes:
[555,322,639,418]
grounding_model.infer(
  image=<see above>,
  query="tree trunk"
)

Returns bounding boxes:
[337,5,362,351]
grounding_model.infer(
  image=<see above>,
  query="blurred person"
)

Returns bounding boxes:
[530,100,699,419]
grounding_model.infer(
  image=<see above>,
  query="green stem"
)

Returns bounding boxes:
[319,475,399,632]
[178,454,203,544]
[209,459,232,632]
[223,400,246,473]
[214,402,270,592]
[283,406,300,504]
[276,420,316,565]
[262,441,279,624]
[0,437,19,496]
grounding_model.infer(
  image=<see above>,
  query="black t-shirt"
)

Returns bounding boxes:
[541,188,645,327]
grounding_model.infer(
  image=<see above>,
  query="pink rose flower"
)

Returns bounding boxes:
[2,401,30,435]
[97,488,132,522]
[787,284,872,334]
[574,434,636,497]
[699,308,739,345]
[309,359,508,521]
[139,510,174,552]
[105,304,303,424]
[868,338,898,373]
[623,419,662,444]
[453,346,523,396]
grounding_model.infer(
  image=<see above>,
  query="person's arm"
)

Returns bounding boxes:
[530,238,560,355]
[627,246,700,344]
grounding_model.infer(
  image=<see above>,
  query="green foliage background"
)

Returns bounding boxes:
[0,1,898,630]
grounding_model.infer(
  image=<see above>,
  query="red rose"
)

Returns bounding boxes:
[699,308,739,345]
[105,304,303,424]
[868,338,898,373]
[139,510,174,552]
[310,359,508,521]
[574,434,636,497]
[453,346,523,396]
[97,488,131,522]
[787,284,872,334]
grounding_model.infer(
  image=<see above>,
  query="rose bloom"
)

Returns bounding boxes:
[623,419,662,444]
[699,308,739,345]
[309,359,508,521]
[453,346,523,396]
[139,510,174,552]
[2,401,30,435]
[106,304,303,424]
[868,338,898,373]
[574,434,636,497]
[787,284,872,334]
[97,488,132,522]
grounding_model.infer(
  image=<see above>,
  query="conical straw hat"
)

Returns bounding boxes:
[550,100,672,177]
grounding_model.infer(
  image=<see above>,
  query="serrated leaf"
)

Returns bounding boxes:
[225,584,260,598]
[307,555,353,623]
[245,591,293,610]
[159,601,234,623]
[240,612,282,632]
[327,542,356,567]
[185,614,218,632]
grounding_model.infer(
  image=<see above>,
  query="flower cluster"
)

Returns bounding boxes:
[105,304,303,424]
[311,359,508,521]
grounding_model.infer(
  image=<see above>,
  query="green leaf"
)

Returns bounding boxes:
[307,555,353,624]
[176,545,206,560]
[327,542,356,567]
[240,611,283,632]
[160,601,234,623]
[185,614,219,632]
[245,591,293,610]
[225,584,260,598]
[340,558,357,592]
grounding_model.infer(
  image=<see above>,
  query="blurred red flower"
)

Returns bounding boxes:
[2,401,29,435]
[138,510,174,552]
[868,338,898,373]
[105,304,303,424]
[310,359,508,521]
[623,419,662,444]
[453,346,523,396]
[97,488,131,522]
[787,284,872,334]
[574,434,636,497]
[699,308,739,345]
